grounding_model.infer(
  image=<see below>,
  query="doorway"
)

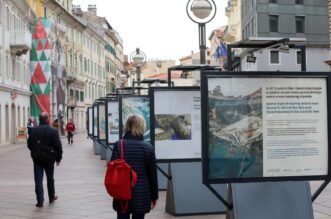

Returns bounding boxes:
[11,104,16,144]
[5,105,9,143]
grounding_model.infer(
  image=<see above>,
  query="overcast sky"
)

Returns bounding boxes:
[72,0,227,61]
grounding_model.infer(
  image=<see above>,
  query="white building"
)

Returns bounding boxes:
[0,0,35,145]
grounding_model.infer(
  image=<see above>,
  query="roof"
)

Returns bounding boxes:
[149,72,182,79]
[231,37,306,48]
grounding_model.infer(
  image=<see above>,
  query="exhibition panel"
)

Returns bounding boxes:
[105,100,120,145]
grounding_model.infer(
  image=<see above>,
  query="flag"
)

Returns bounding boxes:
[215,45,220,63]
[220,42,228,57]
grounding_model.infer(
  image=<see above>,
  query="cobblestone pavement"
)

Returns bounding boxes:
[0,133,330,218]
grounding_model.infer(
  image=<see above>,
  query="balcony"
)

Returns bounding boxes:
[67,96,78,108]
[10,31,31,56]
[66,68,78,83]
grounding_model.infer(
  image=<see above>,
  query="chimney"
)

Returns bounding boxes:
[88,4,97,15]
[72,5,82,15]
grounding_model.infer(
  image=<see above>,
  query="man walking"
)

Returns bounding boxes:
[27,112,63,207]
[66,119,75,145]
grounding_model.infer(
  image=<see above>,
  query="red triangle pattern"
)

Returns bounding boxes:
[32,19,47,39]
[35,95,51,116]
[36,40,43,51]
[44,40,51,50]
[31,63,47,84]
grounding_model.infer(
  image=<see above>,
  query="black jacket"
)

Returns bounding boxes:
[111,135,158,214]
[27,122,63,163]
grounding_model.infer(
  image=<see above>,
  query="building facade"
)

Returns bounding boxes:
[27,1,124,133]
[230,0,330,71]
[0,0,35,145]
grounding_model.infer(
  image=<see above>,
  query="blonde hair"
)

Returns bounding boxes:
[125,114,146,137]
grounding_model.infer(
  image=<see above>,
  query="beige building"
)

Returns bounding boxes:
[73,5,124,98]
[224,0,242,43]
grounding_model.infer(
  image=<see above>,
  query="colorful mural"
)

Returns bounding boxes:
[30,18,52,125]
[51,26,67,135]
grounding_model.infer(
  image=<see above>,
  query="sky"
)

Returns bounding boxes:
[72,0,228,61]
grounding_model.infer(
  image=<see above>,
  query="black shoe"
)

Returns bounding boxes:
[50,195,58,203]
[36,203,43,207]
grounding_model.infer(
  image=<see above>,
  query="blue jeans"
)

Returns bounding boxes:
[117,212,145,219]
[33,161,55,204]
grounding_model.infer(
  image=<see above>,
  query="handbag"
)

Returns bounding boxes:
[104,139,137,212]
[31,127,57,165]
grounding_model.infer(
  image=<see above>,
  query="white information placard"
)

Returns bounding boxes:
[154,90,201,160]
[93,105,98,137]
[107,101,119,144]
[98,103,106,140]
[206,77,328,179]
[88,108,93,135]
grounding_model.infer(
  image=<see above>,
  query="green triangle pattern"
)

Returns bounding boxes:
[32,40,39,50]
[39,51,48,61]
[41,39,47,48]
[30,95,41,118]
[31,19,38,33]
[41,19,51,28]
[44,81,51,95]
[30,84,42,95]
[30,48,38,61]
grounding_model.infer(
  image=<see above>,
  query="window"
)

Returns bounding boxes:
[80,91,84,102]
[75,90,79,100]
[270,51,279,64]
[44,6,47,18]
[295,16,305,33]
[269,0,277,3]
[70,89,74,97]
[6,7,9,29]
[295,0,303,4]
[296,51,302,64]
[269,15,278,32]
[207,51,210,56]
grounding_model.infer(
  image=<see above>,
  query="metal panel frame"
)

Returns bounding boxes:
[149,86,201,162]
[201,70,331,184]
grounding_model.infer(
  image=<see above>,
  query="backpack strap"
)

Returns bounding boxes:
[119,139,137,186]
[120,139,124,160]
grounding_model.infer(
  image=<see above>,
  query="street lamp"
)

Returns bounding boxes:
[187,0,216,64]
[130,48,146,89]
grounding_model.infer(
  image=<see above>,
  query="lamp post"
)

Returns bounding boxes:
[187,0,216,64]
[130,48,146,91]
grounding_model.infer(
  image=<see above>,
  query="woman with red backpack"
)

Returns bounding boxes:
[111,114,158,219]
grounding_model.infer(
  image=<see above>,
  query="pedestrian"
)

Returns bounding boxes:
[27,118,34,136]
[111,114,158,219]
[27,112,63,208]
[65,119,75,145]
[52,119,60,136]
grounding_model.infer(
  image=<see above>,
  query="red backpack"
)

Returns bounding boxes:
[104,139,137,212]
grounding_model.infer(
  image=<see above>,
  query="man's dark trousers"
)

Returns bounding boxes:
[33,161,55,204]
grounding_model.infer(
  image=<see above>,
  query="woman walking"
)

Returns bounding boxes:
[111,114,158,219]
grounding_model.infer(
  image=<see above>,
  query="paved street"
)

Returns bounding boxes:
[0,133,330,219]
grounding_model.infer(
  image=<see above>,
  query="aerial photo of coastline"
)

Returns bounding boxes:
[208,83,263,179]
[122,97,150,142]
